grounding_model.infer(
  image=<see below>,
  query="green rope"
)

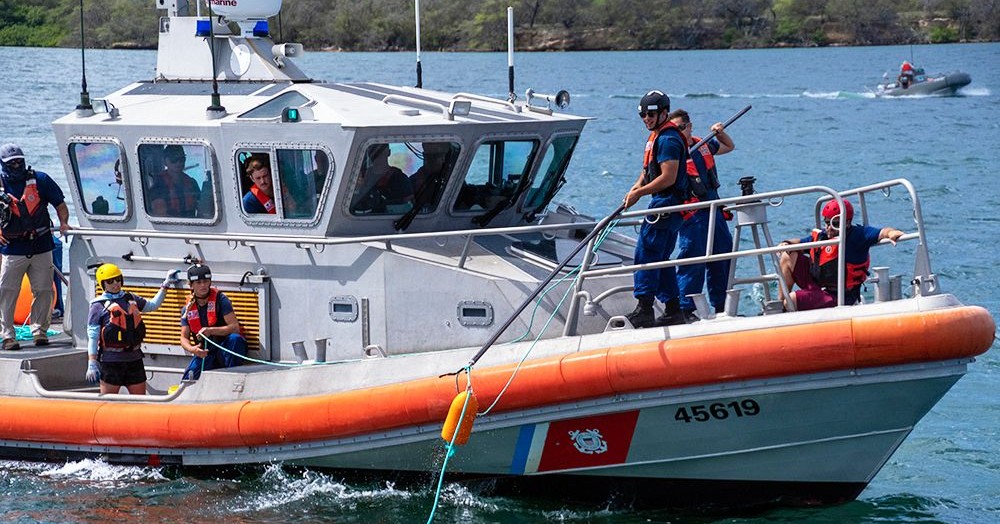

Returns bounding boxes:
[425,367,472,524]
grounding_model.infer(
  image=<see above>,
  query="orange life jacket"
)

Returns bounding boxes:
[809,229,870,290]
[99,293,146,351]
[250,184,276,214]
[642,120,689,204]
[185,288,220,338]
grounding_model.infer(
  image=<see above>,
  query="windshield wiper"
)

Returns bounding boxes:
[393,169,447,231]
[522,175,566,223]
[473,176,532,227]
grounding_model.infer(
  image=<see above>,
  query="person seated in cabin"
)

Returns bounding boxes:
[179,264,248,380]
[309,150,329,190]
[148,145,201,218]
[91,195,110,215]
[898,60,915,89]
[241,155,276,214]
[86,264,180,395]
[776,200,904,311]
[409,142,452,208]
[351,143,413,213]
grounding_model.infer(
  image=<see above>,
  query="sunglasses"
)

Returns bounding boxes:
[104,276,124,285]
[3,158,24,167]
[638,110,658,118]
[824,216,842,228]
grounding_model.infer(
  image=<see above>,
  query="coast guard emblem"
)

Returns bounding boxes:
[568,429,607,455]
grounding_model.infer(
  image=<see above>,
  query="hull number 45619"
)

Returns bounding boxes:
[674,399,760,423]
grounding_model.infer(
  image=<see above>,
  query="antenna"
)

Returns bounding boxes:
[414,0,422,88]
[507,6,515,102]
[75,0,92,112]
[206,2,226,118]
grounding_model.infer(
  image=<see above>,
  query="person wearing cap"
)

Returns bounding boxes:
[0,143,72,351]
[621,90,690,329]
[86,264,180,394]
[179,264,247,379]
[777,200,905,311]
[668,109,736,321]
[147,144,200,218]
[898,61,915,89]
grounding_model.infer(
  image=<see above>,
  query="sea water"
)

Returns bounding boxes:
[0,42,997,523]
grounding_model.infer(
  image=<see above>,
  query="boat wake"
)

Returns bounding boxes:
[229,464,415,513]
[25,458,167,485]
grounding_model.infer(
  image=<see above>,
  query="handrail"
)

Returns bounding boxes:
[382,94,455,120]
[23,369,192,401]
[452,92,519,113]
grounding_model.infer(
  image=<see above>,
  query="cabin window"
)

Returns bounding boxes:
[240,91,310,119]
[238,148,330,220]
[68,142,127,217]
[521,135,578,219]
[138,143,216,220]
[351,142,433,215]
[453,139,538,213]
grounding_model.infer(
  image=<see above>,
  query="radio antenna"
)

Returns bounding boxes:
[507,6,515,102]
[414,0,423,88]
[206,1,226,117]
[75,0,92,112]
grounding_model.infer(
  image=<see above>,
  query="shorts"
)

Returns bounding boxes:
[791,253,836,311]
[100,359,147,386]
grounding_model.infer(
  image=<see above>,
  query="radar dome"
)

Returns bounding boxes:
[209,0,282,20]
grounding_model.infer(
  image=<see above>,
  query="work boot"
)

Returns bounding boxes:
[2,338,20,351]
[625,297,656,329]
[681,309,700,323]
[655,299,687,326]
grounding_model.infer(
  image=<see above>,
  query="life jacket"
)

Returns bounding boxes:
[643,120,689,205]
[185,288,220,342]
[250,184,276,214]
[0,172,51,240]
[809,229,870,290]
[98,293,146,351]
[157,171,197,215]
[686,135,721,199]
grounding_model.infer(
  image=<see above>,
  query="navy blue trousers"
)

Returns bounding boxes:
[183,333,248,380]
[677,209,734,311]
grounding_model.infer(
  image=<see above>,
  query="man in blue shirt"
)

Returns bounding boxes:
[622,91,690,328]
[179,264,247,379]
[0,144,71,350]
[669,109,736,320]
[777,200,904,311]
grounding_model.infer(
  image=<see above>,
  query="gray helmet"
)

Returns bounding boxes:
[638,90,670,114]
[187,263,212,282]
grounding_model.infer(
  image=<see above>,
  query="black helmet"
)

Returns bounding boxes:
[638,90,670,114]
[187,263,212,282]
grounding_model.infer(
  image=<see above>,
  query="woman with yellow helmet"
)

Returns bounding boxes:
[86,263,179,394]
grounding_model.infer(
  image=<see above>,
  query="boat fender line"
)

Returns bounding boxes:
[428,366,475,523]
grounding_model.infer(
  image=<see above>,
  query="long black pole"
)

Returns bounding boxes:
[76,0,91,110]
[460,104,752,372]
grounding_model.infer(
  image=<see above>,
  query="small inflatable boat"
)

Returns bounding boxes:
[876,70,972,97]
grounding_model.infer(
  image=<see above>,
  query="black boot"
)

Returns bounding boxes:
[655,299,687,326]
[625,296,655,328]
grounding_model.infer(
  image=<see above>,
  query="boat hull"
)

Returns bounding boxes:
[877,71,972,96]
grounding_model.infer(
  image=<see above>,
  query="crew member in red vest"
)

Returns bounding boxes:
[777,200,904,311]
[179,263,248,379]
[241,155,277,214]
[86,263,179,394]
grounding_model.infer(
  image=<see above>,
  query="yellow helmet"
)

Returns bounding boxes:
[96,263,123,284]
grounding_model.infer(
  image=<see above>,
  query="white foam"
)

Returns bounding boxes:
[37,458,166,485]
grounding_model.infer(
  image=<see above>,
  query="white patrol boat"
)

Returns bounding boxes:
[0,0,992,510]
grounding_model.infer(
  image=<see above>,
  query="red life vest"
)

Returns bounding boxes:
[809,229,870,290]
[642,119,689,204]
[99,293,146,351]
[185,288,220,337]
[250,184,276,214]
[2,174,52,239]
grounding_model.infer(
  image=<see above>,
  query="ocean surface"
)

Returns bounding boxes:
[0,42,998,523]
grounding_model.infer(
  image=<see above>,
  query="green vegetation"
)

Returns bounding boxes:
[1,0,998,50]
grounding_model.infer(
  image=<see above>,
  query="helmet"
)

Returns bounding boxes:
[638,90,670,114]
[187,263,212,282]
[822,199,853,224]
[95,263,123,284]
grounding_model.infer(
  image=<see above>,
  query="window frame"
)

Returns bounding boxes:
[66,136,132,223]
[234,142,334,227]
[450,133,542,217]
[518,133,580,219]
[136,138,220,225]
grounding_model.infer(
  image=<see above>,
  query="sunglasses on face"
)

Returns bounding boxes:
[638,110,658,118]
[3,159,24,168]
[824,216,842,228]
[104,276,124,285]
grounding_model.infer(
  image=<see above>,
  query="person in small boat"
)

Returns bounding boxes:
[352,143,413,213]
[241,155,276,214]
[621,90,690,328]
[179,263,247,380]
[0,143,71,351]
[86,263,179,394]
[898,61,915,89]
[777,200,904,311]
[668,109,735,320]
[148,145,200,218]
